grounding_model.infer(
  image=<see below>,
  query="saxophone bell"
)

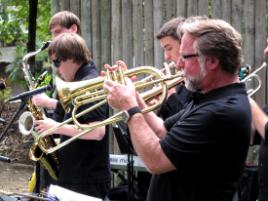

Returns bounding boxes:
[18,111,34,136]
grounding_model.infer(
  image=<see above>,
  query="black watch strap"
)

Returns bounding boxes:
[127,106,142,120]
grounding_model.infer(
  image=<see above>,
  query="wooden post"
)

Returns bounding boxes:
[176,0,187,17]
[100,0,112,69]
[81,0,92,51]
[153,0,163,68]
[243,0,255,67]
[121,0,133,68]
[232,0,243,34]
[133,0,144,67]
[91,0,101,70]
[70,0,81,18]
[144,0,154,66]
[111,0,122,64]
[198,0,209,16]
[60,0,70,10]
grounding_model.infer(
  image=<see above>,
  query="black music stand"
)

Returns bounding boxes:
[112,123,146,201]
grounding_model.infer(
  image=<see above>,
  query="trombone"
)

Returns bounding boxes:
[36,65,184,154]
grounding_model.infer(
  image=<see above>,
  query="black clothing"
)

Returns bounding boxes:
[257,105,268,201]
[55,61,110,199]
[147,83,251,201]
[158,84,193,120]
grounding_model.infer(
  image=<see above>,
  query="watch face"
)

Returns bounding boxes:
[122,111,130,123]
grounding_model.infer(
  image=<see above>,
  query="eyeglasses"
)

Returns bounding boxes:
[181,53,199,61]
[52,59,61,68]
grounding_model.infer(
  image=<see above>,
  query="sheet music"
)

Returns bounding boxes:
[48,185,102,201]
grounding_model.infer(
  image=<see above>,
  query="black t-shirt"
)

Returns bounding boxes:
[158,84,193,120]
[54,61,110,197]
[147,83,251,201]
[257,105,268,201]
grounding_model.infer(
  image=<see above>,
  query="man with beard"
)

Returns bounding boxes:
[103,19,251,201]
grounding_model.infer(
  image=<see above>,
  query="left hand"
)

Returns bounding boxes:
[35,117,60,134]
[104,77,138,111]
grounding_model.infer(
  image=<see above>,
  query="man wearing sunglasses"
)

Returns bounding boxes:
[32,11,81,111]
[104,19,251,201]
[34,33,110,200]
[31,11,86,192]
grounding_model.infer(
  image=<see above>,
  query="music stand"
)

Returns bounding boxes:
[112,123,145,201]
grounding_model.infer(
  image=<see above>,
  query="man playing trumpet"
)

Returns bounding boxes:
[104,19,251,201]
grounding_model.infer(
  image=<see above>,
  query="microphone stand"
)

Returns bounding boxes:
[0,97,42,193]
[0,99,27,142]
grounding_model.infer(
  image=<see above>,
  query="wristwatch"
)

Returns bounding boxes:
[122,106,142,123]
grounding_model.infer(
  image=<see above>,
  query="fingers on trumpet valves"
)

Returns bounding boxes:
[104,63,127,85]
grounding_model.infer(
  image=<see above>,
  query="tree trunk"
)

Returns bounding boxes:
[27,0,38,70]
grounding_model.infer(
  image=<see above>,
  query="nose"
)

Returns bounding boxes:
[176,57,184,70]
[164,52,171,61]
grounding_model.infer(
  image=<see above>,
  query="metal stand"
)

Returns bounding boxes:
[112,123,145,201]
[0,98,40,193]
[0,100,26,142]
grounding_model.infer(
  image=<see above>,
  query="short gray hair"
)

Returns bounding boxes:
[182,19,243,74]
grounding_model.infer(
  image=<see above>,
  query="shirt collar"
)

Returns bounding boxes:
[74,61,95,81]
[192,83,247,105]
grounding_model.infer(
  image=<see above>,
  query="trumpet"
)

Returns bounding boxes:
[36,65,184,154]
[241,62,267,97]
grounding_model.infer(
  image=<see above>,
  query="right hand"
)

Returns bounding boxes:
[101,60,136,81]
[32,93,55,109]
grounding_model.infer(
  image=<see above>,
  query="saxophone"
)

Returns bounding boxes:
[19,41,59,181]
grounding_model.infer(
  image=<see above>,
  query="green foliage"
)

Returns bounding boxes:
[0,86,11,101]
[0,0,52,84]
[0,0,28,46]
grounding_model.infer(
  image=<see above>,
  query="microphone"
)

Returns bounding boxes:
[0,155,11,163]
[8,85,53,102]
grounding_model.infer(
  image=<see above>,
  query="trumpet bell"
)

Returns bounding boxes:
[56,76,105,110]
[18,111,34,135]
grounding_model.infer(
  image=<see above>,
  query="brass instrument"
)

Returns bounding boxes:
[35,60,266,154]
[18,41,59,180]
[241,62,267,97]
[36,65,184,154]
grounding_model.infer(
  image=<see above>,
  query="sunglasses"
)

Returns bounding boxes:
[52,59,61,68]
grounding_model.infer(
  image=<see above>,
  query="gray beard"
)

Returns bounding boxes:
[185,79,199,92]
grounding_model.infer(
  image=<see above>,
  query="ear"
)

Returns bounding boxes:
[70,24,78,34]
[205,56,219,70]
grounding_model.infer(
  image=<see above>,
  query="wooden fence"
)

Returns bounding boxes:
[52,0,268,106]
